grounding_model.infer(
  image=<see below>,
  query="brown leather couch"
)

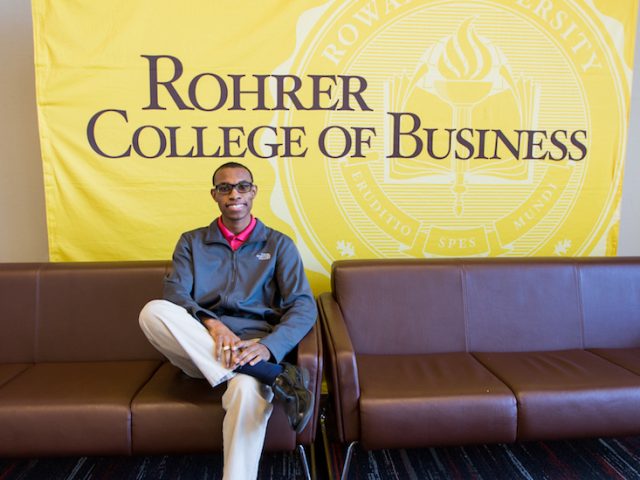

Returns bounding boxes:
[0,262,322,478]
[319,257,640,479]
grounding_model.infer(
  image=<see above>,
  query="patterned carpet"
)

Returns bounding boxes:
[330,436,640,480]
[0,452,307,480]
[2,436,640,479]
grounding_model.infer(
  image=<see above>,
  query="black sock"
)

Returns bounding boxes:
[235,361,283,385]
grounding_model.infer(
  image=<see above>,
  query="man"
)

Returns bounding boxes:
[139,161,316,480]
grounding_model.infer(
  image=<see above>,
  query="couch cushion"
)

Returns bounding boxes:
[0,364,31,388]
[580,262,640,348]
[464,263,583,352]
[473,350,640,441]
[131,363,295,454]
[0,265,38,363]
[331,260,467,354]
[356,353,517,449]
[36,262,166,362]
[589,348,640,376]
[0,361,160,456]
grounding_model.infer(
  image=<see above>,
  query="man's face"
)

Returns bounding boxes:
[211,167,257,230]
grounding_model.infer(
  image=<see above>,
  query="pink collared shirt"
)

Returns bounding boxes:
[217,216,257,251]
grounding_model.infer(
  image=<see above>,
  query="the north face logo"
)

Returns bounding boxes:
[256,252,271,261]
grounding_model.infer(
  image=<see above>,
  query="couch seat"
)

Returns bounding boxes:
[474,350,640,440]
[0,363,31,388]
[0,361,160,456]
[589,348,640,376]
[356,352,517,449]
[131,363,295,454]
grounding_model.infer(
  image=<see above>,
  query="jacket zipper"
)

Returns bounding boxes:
[230,249,238,290]
[221,246,238,308]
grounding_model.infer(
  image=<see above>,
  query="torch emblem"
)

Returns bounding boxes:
[386,17,539,215]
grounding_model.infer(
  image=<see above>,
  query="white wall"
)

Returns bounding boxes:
[0,0,638,262]
[0,0,48,261]
[619,4,640,255]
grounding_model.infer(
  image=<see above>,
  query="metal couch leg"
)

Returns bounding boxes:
[341,441,358,480]
[297,444,312,480]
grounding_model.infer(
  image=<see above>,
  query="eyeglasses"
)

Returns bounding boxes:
[214,181,254,194]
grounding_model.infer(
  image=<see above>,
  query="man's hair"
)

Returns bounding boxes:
[212,162,254,185]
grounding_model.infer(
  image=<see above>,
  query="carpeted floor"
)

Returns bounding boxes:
[3,436,640,479]
[0,451,307,480]
[330,436,640,480]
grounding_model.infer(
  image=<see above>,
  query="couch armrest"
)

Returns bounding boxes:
[295,321,323,445]
[318,292,360,443]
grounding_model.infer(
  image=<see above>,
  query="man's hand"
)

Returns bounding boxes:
[202,318,241,368]
[236,339,271,367]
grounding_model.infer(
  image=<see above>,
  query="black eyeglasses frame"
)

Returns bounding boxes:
[213,181,254,194]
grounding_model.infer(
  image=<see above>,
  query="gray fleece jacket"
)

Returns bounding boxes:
[163,218,317,363]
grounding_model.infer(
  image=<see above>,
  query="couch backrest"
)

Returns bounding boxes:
[580,262,640,348]
[332,259,468,354]
[0,262,168,363]
[0,264,39,363]
[331,258,640,355]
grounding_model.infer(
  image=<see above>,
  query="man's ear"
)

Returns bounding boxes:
[210,188,216,200]
[251,185,258,198]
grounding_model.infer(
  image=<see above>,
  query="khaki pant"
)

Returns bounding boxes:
[139,299,273,480]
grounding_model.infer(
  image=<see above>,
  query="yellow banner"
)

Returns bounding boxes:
[32,0,638,292]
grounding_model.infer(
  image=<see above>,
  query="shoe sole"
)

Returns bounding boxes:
[294,388,314,434]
